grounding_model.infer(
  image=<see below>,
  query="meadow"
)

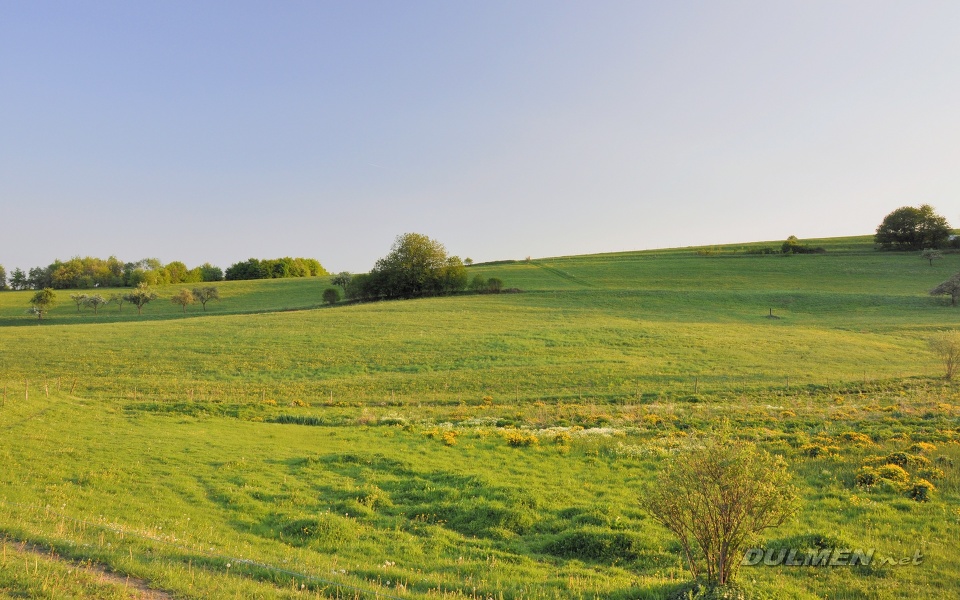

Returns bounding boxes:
[1,235,959,599]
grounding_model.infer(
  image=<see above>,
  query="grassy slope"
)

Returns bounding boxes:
[2,236,959,401]
[0,235,959,598]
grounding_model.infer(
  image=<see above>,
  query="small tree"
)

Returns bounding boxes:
[83,294,108,315]
[191,286,220,311]
[171,288,195,312]
[109,292,126,312]
[0,264,6,290]
[930,272,960,306]
[921,248,944,266]
[124,283,159,315]
[929,331,960,380]
[641,434,798,588]
[331,272,352,294]
[69,293,89,312]
[464,257,473,266]
[28,288,57,321]
[487,277,504,293]
[322,288,341,305]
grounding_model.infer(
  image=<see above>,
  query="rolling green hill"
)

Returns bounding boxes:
[2,235,958,402]
[1,235,959,599]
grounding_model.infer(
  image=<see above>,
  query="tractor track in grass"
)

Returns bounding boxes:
[530,261,596,288]
[2,537,174,599]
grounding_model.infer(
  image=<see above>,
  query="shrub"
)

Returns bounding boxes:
[881,452,929,469]
[665,581,748,600]
[929,331,960,377]
[840,432,873,446]
[642,413,664,427]
[918,467,945,481]
[883,452,909,467]
[800,443,838,458]
[909,442,937,454]
[641,434,799,586]
[470,274,488,293]
[907,479,935,502]
[322,288,341,305]
[504,429,539,447]
[874,464,911,485]
[540,529,642,562]
[855,467,878,487]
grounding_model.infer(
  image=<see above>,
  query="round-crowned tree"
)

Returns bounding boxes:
[369,233,467,299]
[875,205,952,250]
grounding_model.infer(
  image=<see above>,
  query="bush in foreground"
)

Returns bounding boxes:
[641,433,799,586]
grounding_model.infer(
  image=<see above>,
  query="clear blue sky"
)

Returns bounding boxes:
[2,1,959,273]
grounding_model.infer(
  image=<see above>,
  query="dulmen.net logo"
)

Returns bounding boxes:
[742,548,924,567]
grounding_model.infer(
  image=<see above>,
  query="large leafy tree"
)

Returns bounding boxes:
[369,233,467,299]
[875,205,952,250]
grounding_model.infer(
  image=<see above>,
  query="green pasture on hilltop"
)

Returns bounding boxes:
[2,236,959,403]
[2,235,960,598]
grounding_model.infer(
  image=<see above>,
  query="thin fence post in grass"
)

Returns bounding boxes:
[694,377,699,394]
[70,379,77,395]
[57,377,61,391]
[785,376,790,389]
[24,379,28,402]
[44,381,49,398]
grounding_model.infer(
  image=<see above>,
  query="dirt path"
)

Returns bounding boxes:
[8,539,175,600]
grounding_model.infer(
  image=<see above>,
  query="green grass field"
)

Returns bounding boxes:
[2,235,960,598]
